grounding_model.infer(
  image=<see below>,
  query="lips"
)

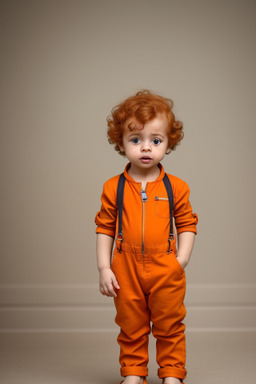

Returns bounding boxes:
[140,156,152,163]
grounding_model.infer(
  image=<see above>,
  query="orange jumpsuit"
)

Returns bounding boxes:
[95,163,198,380]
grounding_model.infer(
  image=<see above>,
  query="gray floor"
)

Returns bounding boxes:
[0,332,256,384]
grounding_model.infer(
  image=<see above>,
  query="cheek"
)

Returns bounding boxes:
[156,145,169,158]
[125,143,138,152]
[125,147,137,157]
[162,141,170,152]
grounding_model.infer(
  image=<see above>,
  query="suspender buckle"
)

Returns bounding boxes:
[116,232,124,253]
[167,233,175,254]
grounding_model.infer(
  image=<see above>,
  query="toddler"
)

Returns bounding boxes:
[95,90,198,384]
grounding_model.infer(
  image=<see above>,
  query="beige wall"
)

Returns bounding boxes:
[1,0,256,331]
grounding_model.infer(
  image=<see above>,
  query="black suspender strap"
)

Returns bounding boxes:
[116,173,125,252]
[163,173,175,253]
[116,172,174,253]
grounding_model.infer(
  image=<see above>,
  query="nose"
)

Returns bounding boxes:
[141,141,152,152]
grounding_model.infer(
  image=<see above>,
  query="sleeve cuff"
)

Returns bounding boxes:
[96,227,115,238]
[177,226,197,235]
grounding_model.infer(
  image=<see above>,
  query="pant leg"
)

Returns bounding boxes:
[148,251,187,380]
[112,249,150,378]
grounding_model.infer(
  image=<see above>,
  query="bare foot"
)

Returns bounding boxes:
[123,376,144,384]
[163,378,181,384]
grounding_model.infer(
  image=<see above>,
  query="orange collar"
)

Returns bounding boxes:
[123,163,165,184]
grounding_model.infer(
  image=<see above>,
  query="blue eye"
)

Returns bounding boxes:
[131,138,140,144]
[153,138,162,145]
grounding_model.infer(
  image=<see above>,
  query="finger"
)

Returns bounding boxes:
[112,277,120,290]
[100,285,110,296]
[106,284,117,298]
[102,285,113,297]
[100,286,106,296]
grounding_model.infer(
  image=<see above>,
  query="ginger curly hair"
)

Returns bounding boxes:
[107,90,184,156]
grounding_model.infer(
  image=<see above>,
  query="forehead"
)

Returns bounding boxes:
[124,113,169,134]
[145,114,169,132]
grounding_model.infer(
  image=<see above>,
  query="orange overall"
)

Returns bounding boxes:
[95,163,198,380]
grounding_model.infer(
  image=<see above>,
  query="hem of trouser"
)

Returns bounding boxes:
[158,367,186,380]
[121,366,148,377]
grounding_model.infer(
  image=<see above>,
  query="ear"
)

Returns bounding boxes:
[166,148,171,155]
[119,144,125,153]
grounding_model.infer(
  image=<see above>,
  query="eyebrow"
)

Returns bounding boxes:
[128,132,165,138]
[127,132,142,138]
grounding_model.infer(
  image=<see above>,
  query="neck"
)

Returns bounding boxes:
[128,164,161,185]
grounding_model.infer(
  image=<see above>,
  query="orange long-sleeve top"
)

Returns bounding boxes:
[95,163,198,251]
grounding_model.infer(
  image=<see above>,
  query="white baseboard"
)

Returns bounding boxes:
[0,284,256,332]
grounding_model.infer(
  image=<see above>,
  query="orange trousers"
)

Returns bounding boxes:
[111,242,187,380]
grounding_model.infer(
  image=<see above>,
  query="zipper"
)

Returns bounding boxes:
[155,196,168,201]
[141,186,148,254]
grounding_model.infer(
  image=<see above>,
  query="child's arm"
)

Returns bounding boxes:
[96,233,120,298]
[176,231,195,269]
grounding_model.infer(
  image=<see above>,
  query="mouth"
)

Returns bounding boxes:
[140,156,152,163]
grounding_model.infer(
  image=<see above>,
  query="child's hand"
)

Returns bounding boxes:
[99,268,120,298]
[176,256,187,270]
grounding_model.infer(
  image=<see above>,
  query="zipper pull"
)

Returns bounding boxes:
[141,190,148,202]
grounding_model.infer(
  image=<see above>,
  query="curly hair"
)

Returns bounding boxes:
[107,90,184,156]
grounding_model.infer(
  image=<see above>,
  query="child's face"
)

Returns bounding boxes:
[119,114,170,171]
